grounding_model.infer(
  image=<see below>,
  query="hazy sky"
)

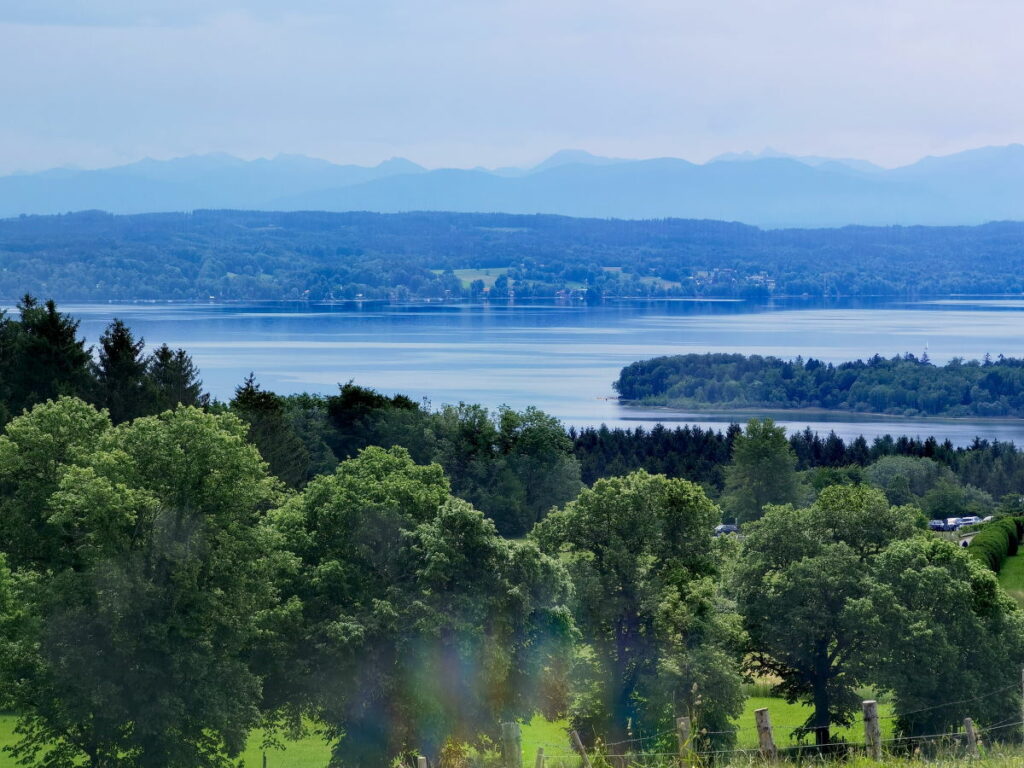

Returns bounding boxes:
[2,0,1022,173]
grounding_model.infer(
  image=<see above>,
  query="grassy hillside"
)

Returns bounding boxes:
[998,554,1024,607]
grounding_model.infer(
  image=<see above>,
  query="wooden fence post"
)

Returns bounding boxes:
[964,717,980,758]
[534,746,545,768]
[754,708,776,761]
[571,730,593,768]
[262,750,267,768]
[863,700,882,761]
[501,722,523,768]
[416,757,428,768]
[676,715,692,763]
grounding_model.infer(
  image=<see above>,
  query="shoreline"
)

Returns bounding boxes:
[618,401,1024,425]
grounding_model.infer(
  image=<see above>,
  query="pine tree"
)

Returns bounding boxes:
[147,344,209,411]
[95,319,149,423]
[8,296,93,415]
[231,374,309,487]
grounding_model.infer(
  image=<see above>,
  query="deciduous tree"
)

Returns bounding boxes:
[533,470,743,754]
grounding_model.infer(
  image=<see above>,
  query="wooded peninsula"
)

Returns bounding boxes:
[616,352,1024,417]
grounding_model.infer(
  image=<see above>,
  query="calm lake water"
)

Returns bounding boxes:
[33,296,1024,446]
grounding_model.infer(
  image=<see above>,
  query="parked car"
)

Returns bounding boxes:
[714,524,739,536]
[945,517,964,531]
[959,515,982,527]
[928,519,947,531]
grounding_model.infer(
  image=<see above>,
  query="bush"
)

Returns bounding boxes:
[966,518,1021,572]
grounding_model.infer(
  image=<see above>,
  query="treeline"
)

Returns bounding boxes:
[6,210,1024,300]
[1,301,1024,767]
[615,352,1024,417]
[574,422,1024,513]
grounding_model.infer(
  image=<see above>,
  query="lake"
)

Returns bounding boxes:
[33,296,1024,446]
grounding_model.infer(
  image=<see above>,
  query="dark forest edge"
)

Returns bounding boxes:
[6,210,1024,300]
[616,352,1024,418]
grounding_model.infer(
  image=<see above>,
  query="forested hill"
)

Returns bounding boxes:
[4,209,1024,300]
[615,353,1024,417]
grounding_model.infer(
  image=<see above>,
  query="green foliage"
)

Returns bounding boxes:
[722,419,799,522]
[733,485,921,745]
[94,318,149,423]
[1,296,94,418]
[265,446,574,767]
[0,399,287,768]
[147,343,210,411]
[533,471,744,754]
[9,211,1024,301]
[616,352,1024,417]
[0,299,208,431]
[231,375,311,487]
[323,385,581,536]
[967,517,1022,572]
[0,396,112,570]
[854,536,1024,736]
[865,455,949,497]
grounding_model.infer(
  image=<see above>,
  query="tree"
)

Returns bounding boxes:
[733,485,920,745]
[94,319,149,423]
[231,374,310,487]
[7,296,93,415]
[533,470,744,755]
[265,446,573,767]
[864,455,948,498]
[0,397,111,569]
[0,401,285,768]
[722,419,799,522]
[852,536,1024,736]
[147,343,209,411]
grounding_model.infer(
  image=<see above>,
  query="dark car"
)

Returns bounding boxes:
[928,519,947,532]
[714,524,739,536]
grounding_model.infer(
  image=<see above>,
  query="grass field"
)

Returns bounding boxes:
[0,698,953,768]
[998,554,1024,607]
[431,268,509,289]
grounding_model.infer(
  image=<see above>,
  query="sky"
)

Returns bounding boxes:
[1,0,1023,174]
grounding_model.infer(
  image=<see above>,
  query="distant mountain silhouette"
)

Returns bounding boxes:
[0,153,425,216]
[709,147,884,174]
[4,146,1024,227]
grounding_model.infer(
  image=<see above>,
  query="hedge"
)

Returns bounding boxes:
[967,517,1023,573]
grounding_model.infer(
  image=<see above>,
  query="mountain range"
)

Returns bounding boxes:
[3,145,1024,227]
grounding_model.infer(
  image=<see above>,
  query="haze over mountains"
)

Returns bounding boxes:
[3,145,1024,228]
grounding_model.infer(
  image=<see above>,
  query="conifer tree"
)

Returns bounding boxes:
[8,296,93,415]
[95,319,148,423]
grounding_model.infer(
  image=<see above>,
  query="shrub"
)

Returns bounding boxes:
[966,518,1020,572]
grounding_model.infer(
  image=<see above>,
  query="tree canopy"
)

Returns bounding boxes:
[533,470,744,754]
[265,446,573,767]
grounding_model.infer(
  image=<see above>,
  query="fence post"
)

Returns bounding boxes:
[676,715,692,763]
[534,746,544,768]
[262,751,267,768]
[416,757,428,768]
[754,708,776,761]
[863,700,882,761]
[964,717,980,758]
[501,722,523,768]
[571,730,593,768]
